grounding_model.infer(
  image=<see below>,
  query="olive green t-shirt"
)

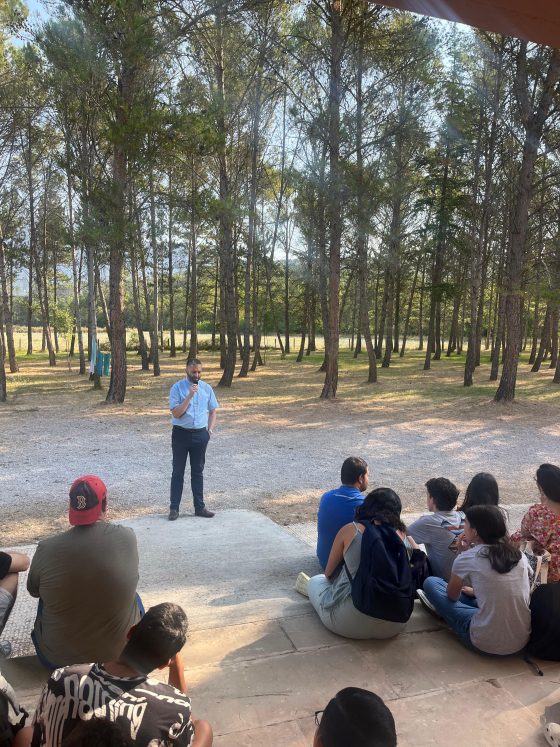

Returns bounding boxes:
[27,522,140,668]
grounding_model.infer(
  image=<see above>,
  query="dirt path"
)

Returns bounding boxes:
[1,352,559,545]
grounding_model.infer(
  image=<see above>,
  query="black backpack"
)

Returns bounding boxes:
[527,582,560,660]
[344,521,415,623]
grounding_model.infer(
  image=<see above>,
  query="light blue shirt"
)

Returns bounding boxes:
[169,378,219,429]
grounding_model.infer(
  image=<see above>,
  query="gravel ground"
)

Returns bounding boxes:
[1,354,559,546]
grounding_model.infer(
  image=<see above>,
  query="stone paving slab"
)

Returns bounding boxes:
[2,509,556,746]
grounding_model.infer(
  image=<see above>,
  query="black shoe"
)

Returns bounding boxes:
[195,508,215,518]
[168,509,179,521]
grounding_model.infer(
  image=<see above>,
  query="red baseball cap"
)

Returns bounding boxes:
[69,475,107,526]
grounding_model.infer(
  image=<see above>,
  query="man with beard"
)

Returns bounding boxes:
[168,359,218,520]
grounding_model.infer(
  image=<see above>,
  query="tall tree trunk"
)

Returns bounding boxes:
[216,9,237,387]
[490,294,505,381]
[0,313,6,401]
[495,46,560,402]
[26,129,56,366]
[26,248,33,356]
[188,160,198,361]
[106,65,132,403]
[0,231,18,373]
[549,310,558,369]
[95,262,111,342]
[531,303,552,372]
[130,240,149,371]
[65,141,85,375]
[418,256,425,350]
[320,3,343,399]
[168,175,176,358]
[425,131,451,370]
[400,251,422,357]
[148,168,160,376]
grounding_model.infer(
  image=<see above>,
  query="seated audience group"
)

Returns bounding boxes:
[2,460,560,746]
[301,457,560,660]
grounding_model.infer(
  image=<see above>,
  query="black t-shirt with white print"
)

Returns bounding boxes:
[31,663,195,747]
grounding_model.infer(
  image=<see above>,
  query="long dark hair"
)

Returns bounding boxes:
[536,463,560,503]
[459,472,500,512]
[355,488,405,532]
[465,505,521,574]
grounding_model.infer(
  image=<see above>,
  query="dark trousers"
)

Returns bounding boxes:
[170,426,210,512]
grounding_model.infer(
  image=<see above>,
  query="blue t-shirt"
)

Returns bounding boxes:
[169,378,219,429]
[316,486,365,570]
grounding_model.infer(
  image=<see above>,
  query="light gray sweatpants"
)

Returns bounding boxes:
[308,574,406,640]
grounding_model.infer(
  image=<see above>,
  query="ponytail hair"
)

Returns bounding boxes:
[355,488,406,533]
[465,505,521,574]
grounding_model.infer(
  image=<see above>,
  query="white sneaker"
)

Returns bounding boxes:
[544,722,560,747]
[295,572,310,597]
[417,589,441,618]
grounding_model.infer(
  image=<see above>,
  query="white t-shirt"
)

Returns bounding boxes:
[451,545,531,655]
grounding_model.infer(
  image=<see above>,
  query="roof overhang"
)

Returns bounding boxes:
[374,0,560,48]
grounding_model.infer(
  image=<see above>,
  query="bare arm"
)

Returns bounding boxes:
[13,726,33,747]
[26,550,41,598]
[324,524,353,580]
[6,552,30,573]
[446,574,463,601]
[168,651,188,694]
[208,409,217,432]
[171,384,198,419]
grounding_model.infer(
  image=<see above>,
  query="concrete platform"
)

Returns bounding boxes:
[3,509,558,746]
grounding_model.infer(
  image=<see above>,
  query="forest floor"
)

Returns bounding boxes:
[1,344,560,546]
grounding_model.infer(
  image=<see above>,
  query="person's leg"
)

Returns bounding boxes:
[0,576,17,634]
[192,719,213,747]
[307,575,341,633]
[188,430,209,513]
[423,577,477,650]
[0,585,15,656]
[30,600,56,671]
[170,427,189,512]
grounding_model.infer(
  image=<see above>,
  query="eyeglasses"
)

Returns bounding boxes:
[314,710,324,726]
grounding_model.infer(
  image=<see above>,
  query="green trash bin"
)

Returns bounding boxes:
[102,352,111,377]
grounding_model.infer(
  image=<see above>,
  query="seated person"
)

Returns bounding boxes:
[301,488,418,640]
[313,687,396,747]
[511,463,560,582]
[31,602,213,747]
[0,551,30,657]
[408,477,464,581]
[27,476,142,670]
[423,505,531,656]
[317,457,369,570]
[458,472,500,512]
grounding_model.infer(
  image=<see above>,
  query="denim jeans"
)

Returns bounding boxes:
[423,576,479,650]
[170,426,210,512]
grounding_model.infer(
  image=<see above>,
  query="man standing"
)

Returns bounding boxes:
[30,602,213,747]
[169,358,218,520]
[316,457,369,570]
[27,476,141,669]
